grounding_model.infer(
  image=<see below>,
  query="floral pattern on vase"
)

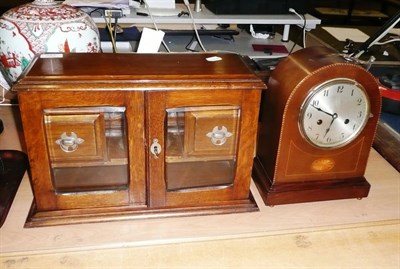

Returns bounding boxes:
[0,0,100,82]
[0,20,35,82]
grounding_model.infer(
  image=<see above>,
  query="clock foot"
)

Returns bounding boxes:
[252,157,371,206]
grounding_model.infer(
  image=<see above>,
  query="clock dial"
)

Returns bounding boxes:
[300,78,370,149]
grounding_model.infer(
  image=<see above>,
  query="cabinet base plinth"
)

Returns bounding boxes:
[25,199,258,228]
[252,158,371,206]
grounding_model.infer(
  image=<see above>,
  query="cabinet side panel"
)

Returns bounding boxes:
[18,92,58,210]
[234,89,261,197]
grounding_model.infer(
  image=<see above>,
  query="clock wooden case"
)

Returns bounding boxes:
[13,52,265,227]
[252,46,381,206]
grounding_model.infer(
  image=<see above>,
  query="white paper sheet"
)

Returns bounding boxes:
[322,27,370,42]
[137,28,165,53]
[389,27,400,36]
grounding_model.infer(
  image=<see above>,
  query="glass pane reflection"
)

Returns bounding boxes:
[165,106,240,191]
[44,107,128,192]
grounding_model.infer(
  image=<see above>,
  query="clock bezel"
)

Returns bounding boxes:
[298,78,371,149]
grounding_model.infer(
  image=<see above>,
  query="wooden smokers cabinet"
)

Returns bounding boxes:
[13,53,265,227]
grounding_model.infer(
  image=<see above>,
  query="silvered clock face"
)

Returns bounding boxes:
[299,78,370,149]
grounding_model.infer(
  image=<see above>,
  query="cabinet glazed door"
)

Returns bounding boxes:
[147,89,260,208]
[18,91,147,211]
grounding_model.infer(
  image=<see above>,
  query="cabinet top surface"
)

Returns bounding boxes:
[13,53,265,90]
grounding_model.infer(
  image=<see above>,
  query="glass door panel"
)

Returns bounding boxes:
[44,107,129,192]
[165,106,240,191]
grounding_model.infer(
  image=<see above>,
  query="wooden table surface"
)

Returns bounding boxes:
[1,105,399,269]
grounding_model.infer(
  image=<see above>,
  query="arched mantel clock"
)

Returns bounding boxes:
[252,46,381,205]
